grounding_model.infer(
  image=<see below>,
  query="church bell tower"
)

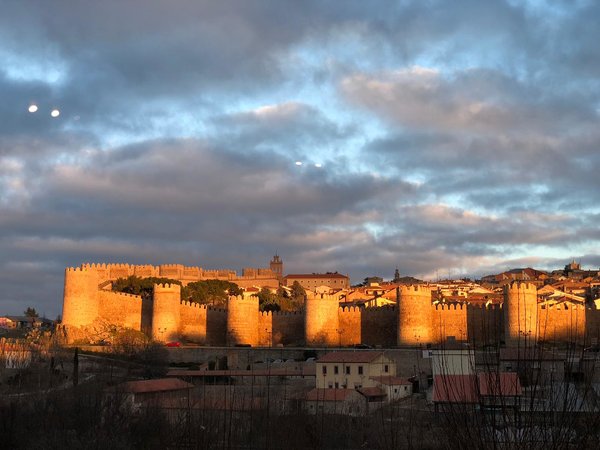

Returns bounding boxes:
[270,253,283,282]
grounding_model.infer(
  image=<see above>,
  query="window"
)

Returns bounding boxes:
[404,386,408,391]
[358,366,363,375]
[322,365,327,375]
[394,388,398,393]
[328,382,333,388]
[345,366,350,375]
[335,382,339,388]
[384,365,389,373]
[334,365,339,375]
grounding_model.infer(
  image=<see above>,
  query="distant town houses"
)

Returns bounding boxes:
[283,272,350,292]
[0,315,53,330]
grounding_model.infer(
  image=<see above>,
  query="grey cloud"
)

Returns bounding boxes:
[2,1,600,316]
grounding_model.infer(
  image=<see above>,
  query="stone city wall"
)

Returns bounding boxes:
[97,290,142,331]
[63,269,600,347]
[538,304,586,342]
[432,303,468,343]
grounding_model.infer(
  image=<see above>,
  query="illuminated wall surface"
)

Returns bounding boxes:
[62,267,597,347]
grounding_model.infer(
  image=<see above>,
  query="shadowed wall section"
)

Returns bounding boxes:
[362,306,397,347]
[339,306,361,346]
[179,301,208,343]
[432,303,468,343]
[227,296,259,346]
[467,304,503,345]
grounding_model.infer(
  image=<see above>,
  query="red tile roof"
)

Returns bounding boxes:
[285,273,348,279]
[432,375,478,404]
[305,388,357,402]
[357,387,386,398]
[318,351,384,363]
[116,378,194,394]
[433,372,523,404]
[478,372,522,397]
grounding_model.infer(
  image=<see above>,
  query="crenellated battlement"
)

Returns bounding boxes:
[363,304,397,313]
[160,264,184,269]
[434,302,466,311]
[180,300,209,309]
[154,283,181,290]
[107,291,142,300]
[467,303,503,311]
[66,266,94,273]
[399,284,431,294]
[307,292,340,302]
[540,303,586,311]
[105,263,134,269]
[80,263,108,270]
[504,281,538,293]
[260,310,302,317]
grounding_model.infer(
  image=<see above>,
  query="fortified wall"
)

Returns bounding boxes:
[79,262,280,288]
[62,266,600,347]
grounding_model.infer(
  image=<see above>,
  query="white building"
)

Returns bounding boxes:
[316,351,396,389]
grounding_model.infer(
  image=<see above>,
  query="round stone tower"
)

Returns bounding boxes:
[227,295,259,346]
[397,285,433,346]
[504,281,538,346]
[152,283,181,343]
[62,267,100,328]
[305,293,340,347]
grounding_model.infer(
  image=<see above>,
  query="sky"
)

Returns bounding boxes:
[1,0,600,317]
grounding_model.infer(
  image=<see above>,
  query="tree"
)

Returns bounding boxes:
[257,287,280,312]
[24,307,38,318]
[112,276,181,301]
[290,281,306,302]
[182,279,243,306]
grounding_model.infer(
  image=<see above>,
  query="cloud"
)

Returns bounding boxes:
[1,1,600,316]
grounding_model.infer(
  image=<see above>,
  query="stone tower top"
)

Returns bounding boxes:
[270,253,283,281]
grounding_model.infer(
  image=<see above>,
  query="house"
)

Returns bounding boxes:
[284,273,350,291]
[304,388,367,416]
[105,378,194,412]
[0,316,53,330]
[477,372,522,408]
[499,348,565,384]
[431,347,475,376]
[432,372,522,412]
[369,376,413,401]
[316,351,396,389]
[432,374,479,409]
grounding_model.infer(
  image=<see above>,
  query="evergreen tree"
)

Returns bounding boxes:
[24,307,39,318]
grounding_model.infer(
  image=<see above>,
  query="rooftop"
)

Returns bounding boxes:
[285,273,348,279]
[111,378,194,394]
